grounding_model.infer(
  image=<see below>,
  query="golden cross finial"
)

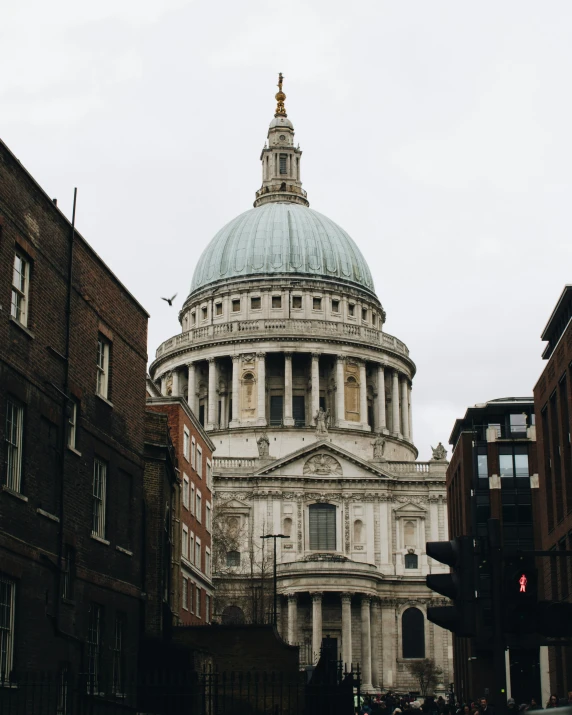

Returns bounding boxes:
[275,72,287,117]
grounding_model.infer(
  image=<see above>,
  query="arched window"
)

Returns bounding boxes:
[226,550,240,567]
[222,605,245,625]
[309,503,336,551]
[402,607,425,658]
[283,517,292,537]
[353,519,364,543]
[404,521,416,547]
[345,376,359,415]
[404,553,418,569]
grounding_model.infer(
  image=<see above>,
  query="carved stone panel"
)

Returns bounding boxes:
[303,454,342,476]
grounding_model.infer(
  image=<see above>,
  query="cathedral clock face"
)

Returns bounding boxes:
[279,135,286,141]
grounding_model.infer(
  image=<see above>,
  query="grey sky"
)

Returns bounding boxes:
[3,1,571,459]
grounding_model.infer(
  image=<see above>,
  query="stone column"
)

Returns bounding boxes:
[360,596,373,691]
[377,365,386,432]
[341,593,353,670]
[171,369,180,397]
[401,378,410,439]
[371,599,381,688]
[230,355,240,427]
[311,592,323,664]
[336,356,345,426]
[160,373,168,396]
[284,353,294,426]
[187,363,197,414]
[207,358,217,430]
[311,353,320,425]
[257,352,267,425]
[408,383,413,441]
[287,592,298,645]
[392,370,401,437]
[359,360,368,428]
[380,600,396,689]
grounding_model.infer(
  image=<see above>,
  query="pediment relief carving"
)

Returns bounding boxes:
[303,454,343,476]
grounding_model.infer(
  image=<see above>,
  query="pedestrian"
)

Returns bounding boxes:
[559,690,572,707]
[478,698,495,715]
[507,699,518,714]
[546,695,559,709]
[527,698,541,711]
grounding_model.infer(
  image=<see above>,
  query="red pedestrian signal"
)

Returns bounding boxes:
[519,574,527,593]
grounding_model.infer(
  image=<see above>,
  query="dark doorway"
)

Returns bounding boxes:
[321,636,338,662]
[509,648,541,706]
[199,404,205,427]
[293,395,306,426]
[270,395,283,426]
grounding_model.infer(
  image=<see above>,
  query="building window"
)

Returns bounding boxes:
[205,548,211,577]
[272,295,282,309]
[332,299,340,313]
[292,295,302,309]
[191,436,196,469]
[206,502,212,531]
[0,575,15,680]
[92,459,107,538]
[313,297,322,311]
[182,525,189,559]
[183,427,190,461]
[509,413,528,436]
[227,550,240,567]
[196,587,201,618]
[87,603,104,693]
[405,553,418,569]
[201,306,208,320]
[112,613,126,697]
[191,311,196,326]
[353,519,364,544]
[67,399,78,451]
[182,578,189,610]
[62,545,75,600]
[279,154,287,174]
[232,299,241,312]
[215,302,222,316]
[183,475,189,509]
[309,503,336,551]
[191,484,195,516]
[499,445,529,486]
[11,252,30,327]
[195,539,201,570]
[362,308,368,321]
[196,490,202,522]
[96,336,110,399]
[205,594,211,623]
[404,520,416,547]
[251,296,261,310]
[206,460,212,490]
[348,303,355,317]
[402,607,425,658]
[190,533,195,565]
[283,517,292,537]
[5,397,24,493]
[197,447,203,478]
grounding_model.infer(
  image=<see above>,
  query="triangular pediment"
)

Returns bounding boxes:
[217,498,251,511]
[394,501,427,518]
[253,440,395,480]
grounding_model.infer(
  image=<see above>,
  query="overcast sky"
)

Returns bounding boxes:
[3,1,571,460]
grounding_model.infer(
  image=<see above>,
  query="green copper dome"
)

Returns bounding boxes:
[189,202,375,295]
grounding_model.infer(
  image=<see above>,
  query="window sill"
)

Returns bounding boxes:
[9,315,35,339]
[116,545,133,557]
[90,533,110,546]
[67,446,82,457]
[95,393,114,408]
[2,485,28,502]
[37,507,60,523]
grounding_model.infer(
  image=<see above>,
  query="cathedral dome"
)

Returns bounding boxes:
[189,202,375,296]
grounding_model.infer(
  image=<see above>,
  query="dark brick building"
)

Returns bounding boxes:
[0,136,148,701]
[534,285,572,697]
[447,398,545,704]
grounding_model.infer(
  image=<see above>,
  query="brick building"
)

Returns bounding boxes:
[534,285,572,696]
[146,390,215,625]
[447,398,545,704]
[0,136,148,699]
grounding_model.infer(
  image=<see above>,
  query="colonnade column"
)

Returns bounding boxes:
[359,360,368,428]
[336,356,345,426]
[401,378,410,440]
[377,365,386,432]
[311,353,320,425]
[371,599,381,688]
[171,369,180,397]
[311,592,323,664]
[230,355,240,427]
[360,596,373,690]
[392,369,401,438]
[207,358,217,430]
[187,363,197,415]
[380,600,396,689]
[160,373,168,396]
[408,384,413,441]
[284,353,294,426]
[287,592,298,645]
[257,352,267,425]
[341,593,353,670]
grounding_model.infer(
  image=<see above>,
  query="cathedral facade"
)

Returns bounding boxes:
[149,77,452,693]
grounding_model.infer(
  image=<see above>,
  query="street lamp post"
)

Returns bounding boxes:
[260,533,290,626]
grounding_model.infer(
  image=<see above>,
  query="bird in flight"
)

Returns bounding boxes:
[161,293,177,306]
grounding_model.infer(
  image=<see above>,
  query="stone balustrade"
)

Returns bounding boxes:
[213,457,258,470]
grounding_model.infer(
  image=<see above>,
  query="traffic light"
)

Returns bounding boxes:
[426,536,476,637]
[503,554,538,634]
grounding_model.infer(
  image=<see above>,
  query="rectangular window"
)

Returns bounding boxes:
[206,503,212,531]
[189,580,194,614]
[112,613,126,697]
[196,490,202,522]
[293,395,306,427]
[309,503,336,550]
[251,296,261,310]
[5,397,24,492]
[191,312,196,325]
[86,603,103,693]
[510,413,527,436]
[215,302,222,316]
[183,426,190,461]
[67,399,78,450]
[11,252,30,326]
[348,304,355,317]
[195,539,201,570]
[292,295,302,309]
[279,154,287,174]
[191,484,195,516]
[182,525,189,559]
[205,594,210,624]
[206,460,212,490]
[0,575,16,680]
[362,308,368,321]
[182,578,188,610]
[96,336,110,399]
[331,299,340,313]
[205,548,211,577]
[201,306,207,320]
[313,297,322,310]
[232,299,241,312]
[62,545,75,600]
[270,395,284,426]
[190,533,195,565]
[191,436,196,469]
[92,459,107,538]
[183,475,189,509]
[197,447,203,478]
[272,295,282,309]
[196,587,201,618]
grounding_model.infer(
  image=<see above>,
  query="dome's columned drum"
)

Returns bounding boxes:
[189,202,375,296]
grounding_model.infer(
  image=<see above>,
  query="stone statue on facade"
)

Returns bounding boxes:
[431,442,447,461]
[257,432,270,458]
[315,407,329,436]
[372,435,386,461]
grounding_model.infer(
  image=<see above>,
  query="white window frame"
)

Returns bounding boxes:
[206,502,212,532]
[196,489,202,523]
[189,580,195,614]
[196,587,201,618]
[183,426,190,462]
[205,547,211,577]
[67,398,78,451]
[182,475,189,509]
[5,397,24,493]
[0,575,15,680]
[190,532,195,566]
[11,252,30,327]
[195,537,201,570]
[191,484,195,516]
[191,437,196,470]
[206,459,212,490]
[182,577,188,610]
[92,459,107,538]
[96,336,110,399]
[182,524,189,560]
[205,593,211,623]
[197,447,203,478]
